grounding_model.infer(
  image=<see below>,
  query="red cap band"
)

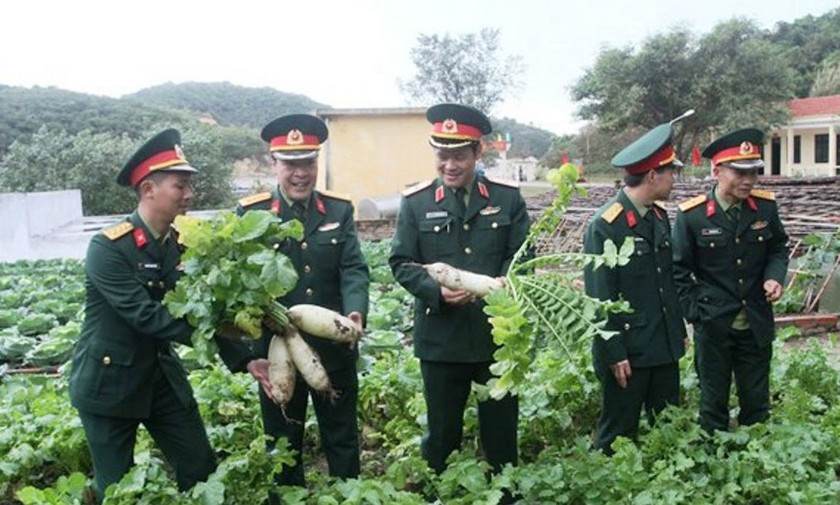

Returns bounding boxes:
[623,145,676,175]
[130,149,187,187]
[711,142,761,167]
[269,131,321,152]
[432,120,483,140]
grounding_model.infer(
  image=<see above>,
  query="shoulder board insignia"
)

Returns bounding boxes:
[402,179,434,197]
[652,200,667,211]
[750,189,775,201]
[485,176,519,188]
[238,192,272,207]
[102,221,133,241]
[678,194,707,212]
[318,189,351,202]
[601,202,624,224]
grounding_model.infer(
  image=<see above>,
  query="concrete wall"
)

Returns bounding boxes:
[0,190,88,262]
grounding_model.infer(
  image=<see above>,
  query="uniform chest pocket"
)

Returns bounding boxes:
[419,217,458,259]
[695,235,727,250]
[473,214,511,251]
[313,231,346,264]
[747,227,773,245]
[136,271,167,299]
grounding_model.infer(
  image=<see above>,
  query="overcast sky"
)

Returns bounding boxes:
[1,0,836,135]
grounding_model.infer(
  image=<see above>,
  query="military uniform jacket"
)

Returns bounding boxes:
[69,211,253,418]
[583,190,686,368]
[672,187,789,344]
[237,188,370,371]
[389,175,530,363]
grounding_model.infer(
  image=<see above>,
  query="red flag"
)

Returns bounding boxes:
[691,144,701,167]
[561,153,569,164]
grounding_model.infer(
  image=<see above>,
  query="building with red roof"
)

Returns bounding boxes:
[768,95,840,176]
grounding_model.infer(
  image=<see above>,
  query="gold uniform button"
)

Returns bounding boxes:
[656,267,662,274]
[305,288,314,296]
[434,226,441,232]
[736,259,743,266]
[623,323,631,331]
[710,242,715,248]
[735,237,741,244]
[758,236,764,242]
[273,243,280,250]
[742,299,747,306]
[492,222,499,229]
[463,224,470,231]
[301,242,308,250]
[147,281,154,288]
[464,247,472,254]
[425,307,431,315]
[331,238,338,245]
[662,307,667,313]
[738,278,744,284]
[102,356,111,366]
[304,265,311,273]
[659,287,664,293]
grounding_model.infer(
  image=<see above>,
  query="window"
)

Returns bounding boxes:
[793,135,801,163]
[815,134,828,163]
[836,135,840,165]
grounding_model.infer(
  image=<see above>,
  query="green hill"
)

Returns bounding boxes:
[123,81,327,129]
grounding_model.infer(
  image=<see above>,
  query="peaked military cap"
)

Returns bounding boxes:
[261,114,328,161]
[118,128,197,187]
[702,128,765,170]
[426,103,492,149]
[611,123,682,175]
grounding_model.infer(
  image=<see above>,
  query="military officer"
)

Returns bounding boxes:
[673,128,788,432]
[69,129,270,502]
[237,114,369,495]
[583,123,687,455]
[389,103,530,475]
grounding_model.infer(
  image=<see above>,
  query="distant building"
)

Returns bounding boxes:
[767,95,840,177]
[314,107,433,207]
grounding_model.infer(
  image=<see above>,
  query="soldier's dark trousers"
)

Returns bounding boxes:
[260,363,359,498]
[593,361,679,455]
[419,360,518,474]
[694,326,772,432]
[78,371,216,503]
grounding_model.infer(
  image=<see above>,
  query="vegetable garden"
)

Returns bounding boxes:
[2,180,840,504]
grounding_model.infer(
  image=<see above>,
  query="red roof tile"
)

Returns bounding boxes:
[789,95,840,117]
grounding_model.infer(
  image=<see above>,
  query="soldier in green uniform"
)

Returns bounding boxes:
[236,114,369,496]
[69,129,270,502]
[583,123,687,455]
[389,103,530,475]
[672,128,788,432]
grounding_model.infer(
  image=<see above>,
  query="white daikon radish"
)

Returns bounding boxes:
[286,304,362,347]
[267,334,296,406]
[284,324,338,401]
[423,262,505,298]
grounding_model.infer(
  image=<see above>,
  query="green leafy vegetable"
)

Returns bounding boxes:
[164,210,302,358]
[485,167,633,398]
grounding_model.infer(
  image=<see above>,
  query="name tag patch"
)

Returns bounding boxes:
[425,211,449,219]
[750,220,768,230]
[701,228,723,236]
[317,222,340,232]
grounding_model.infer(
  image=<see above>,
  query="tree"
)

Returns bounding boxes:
[0,124,235,215]
[810,59,840,97]
[400,28,524,113]
[571,19,796,164]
